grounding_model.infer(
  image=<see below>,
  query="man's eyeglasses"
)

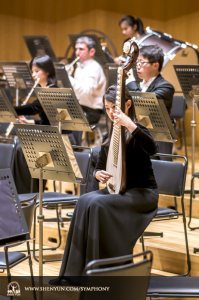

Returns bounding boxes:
[136,61,155,67]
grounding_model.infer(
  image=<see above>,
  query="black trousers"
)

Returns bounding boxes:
[81,105,101,125]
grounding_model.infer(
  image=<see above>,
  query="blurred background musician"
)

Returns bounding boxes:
[127,45,174,159]
[13,55,75,194]
[14,55,75,144]
[67,36,106,125]
[114,15,145,64]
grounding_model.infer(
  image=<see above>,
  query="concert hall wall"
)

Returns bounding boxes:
[0,0,199,145]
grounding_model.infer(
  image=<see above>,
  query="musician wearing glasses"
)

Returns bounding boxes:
[127,45,175,159]
[127,45,174,114]
[68,36,106,124]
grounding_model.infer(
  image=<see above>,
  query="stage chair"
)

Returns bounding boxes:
[0,137,16,172]
[19,145,93,263]
[80,251,153,300]
[170,96,187,158]
[141,153,190,276]
[0,169,36,300]
[147,276,199,298]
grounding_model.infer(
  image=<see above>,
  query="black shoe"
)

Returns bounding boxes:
[48,277,62,286]
[60,278,73,286]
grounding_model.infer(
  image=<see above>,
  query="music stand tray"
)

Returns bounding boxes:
[0,89,18,123]
[0,168,29,246]
[34,87,92,132]
[68,34,107,65]
[54,62,73,88]
[23,35,58,62]
[174,65,199,107]
[130,91,177,142]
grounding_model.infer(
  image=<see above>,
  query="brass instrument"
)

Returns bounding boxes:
[5,77,40,137]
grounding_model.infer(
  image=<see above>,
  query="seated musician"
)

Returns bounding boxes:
[68,36,106,124]
[114,15,145,64]
[127,45,175,159]
[49,85,159,286]
[13,55,75,194]
[127,45,174,114]
[14,55,75,144]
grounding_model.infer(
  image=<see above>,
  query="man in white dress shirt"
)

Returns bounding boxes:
[69,36,106,124]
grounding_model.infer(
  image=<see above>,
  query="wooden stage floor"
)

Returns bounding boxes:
[1,146,199,300]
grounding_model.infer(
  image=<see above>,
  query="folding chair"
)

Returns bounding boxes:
[170,96,187,158]
[148,276,199,298]
[80,251,153,300]
[141,153,190,276]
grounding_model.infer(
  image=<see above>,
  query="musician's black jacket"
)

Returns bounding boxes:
[15,84,72,134]
[94,123,158,190]
[126,74,175,114]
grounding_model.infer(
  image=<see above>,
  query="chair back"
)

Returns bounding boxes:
[21,197,37,233]
[0,138,16,171]
[170,96,186,119]
[80,251,152,300]
[151,154,187,197]
[73,146,92,187]
[0,168,29,246]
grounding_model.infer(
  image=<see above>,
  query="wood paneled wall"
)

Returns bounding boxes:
[1,5,199,145]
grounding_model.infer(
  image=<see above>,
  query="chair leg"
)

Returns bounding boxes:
[5,248,13,300]
[27,242,36,300]
[140,234,145,252]
[188,176,199,230]
[182,208,191,275]
[33,204,62,263]
[183,119,187,159]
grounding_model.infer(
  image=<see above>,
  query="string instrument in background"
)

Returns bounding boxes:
[106,40,139,194]
[5,77,40,137]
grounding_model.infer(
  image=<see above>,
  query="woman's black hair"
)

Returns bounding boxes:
[30,55,57,86]
[103,85,137,146]
[119,15,145,36]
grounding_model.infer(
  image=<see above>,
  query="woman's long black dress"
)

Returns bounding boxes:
[57,123,159,284]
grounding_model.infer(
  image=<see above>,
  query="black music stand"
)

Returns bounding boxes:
[34,87,92,132]
[14,123,83,296]
[174,65,199,193]
[68,34,107,65]
[130,91,177,142]
[54,62,73,88]
[0,61,35,103]
[23,35,58,62]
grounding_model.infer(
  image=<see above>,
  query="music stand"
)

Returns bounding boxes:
[23,35,58,62]
[68,34,107,65]
[0,61,35,103]
[34,87,92,132]
[14,123,83,297]
[54,62,73,88]
[0,89,18,123]
[130,91,177,142]
[174,65,199,191]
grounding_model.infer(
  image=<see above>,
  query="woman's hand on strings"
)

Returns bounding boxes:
[95,170,113,184]
[113,107,137,133]
[113,107,131,127]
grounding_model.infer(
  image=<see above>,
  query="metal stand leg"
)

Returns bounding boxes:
[38,168,44,300]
